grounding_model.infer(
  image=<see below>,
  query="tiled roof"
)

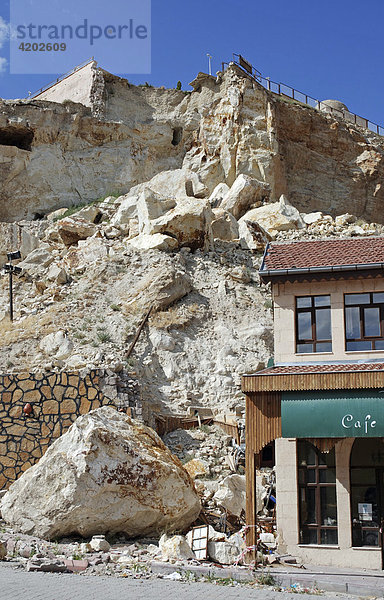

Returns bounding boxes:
[248,362,384,377]
[261,237,384,272]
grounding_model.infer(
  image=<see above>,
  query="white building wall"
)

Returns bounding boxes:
[275,437,382,569]
[273,277,384,364]
[33,61,96,107]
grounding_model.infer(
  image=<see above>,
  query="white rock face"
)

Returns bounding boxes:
[39,331,74,361]
[159,534,195,561]
[213,474,246,517]
[221,174,269,219]
[0,407,201,538]
[18,246,54,277]
[111,194,139,225]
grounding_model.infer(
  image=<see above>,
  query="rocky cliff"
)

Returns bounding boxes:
[2,63,384,222]
[1,63,384,419]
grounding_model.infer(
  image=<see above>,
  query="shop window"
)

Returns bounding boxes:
[350,439,384,547]
[345,292,384,351]
[295,295,332,354]
[297,441,338,545]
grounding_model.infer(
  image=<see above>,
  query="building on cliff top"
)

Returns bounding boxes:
[242,236,384,570]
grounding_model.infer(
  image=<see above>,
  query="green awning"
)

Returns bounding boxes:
[282,389,384,438]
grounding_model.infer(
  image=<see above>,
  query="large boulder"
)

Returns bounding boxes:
[0,407,201,539]
[56,217,98,246]
[220,174,270,219]
[238,195,304,236]
[213,474,246,517]
[39,330,74,361]
[138,188,176,232]
[147,198,213,249]
[127,233,178,252]
[115,264,192,312]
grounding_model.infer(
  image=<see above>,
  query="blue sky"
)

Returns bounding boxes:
[0,0,384,127]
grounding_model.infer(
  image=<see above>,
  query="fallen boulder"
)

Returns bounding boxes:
[147,197,213,249]
[0,407,201,539]
[220,174,269,219]
[115,264,192,313]
[239,195,304,236]
[57,217,97,246]
[213,474,246,517]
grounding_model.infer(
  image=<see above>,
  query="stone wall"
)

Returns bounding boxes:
[0,369,141,490]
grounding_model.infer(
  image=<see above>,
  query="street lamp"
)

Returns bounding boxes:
[206,53,212,76]
[4,250,22,322]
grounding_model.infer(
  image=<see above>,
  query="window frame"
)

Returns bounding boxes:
[344,292,384,351]
[297,441,338,545]
[295,295,332,354]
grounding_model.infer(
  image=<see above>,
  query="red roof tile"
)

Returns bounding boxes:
[262,237,384,272]
[247,362,384,377]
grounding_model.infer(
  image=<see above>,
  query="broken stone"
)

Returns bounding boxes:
[302,211,324,225]
[159,534,195,561]
[27,558,68,572]
[75,205,102,223]
[116,264,192,313]
[89,535,110,552]
[207,541,239,565]
[183,458,210,479]
[39,330,74,361]
[211,208,239,241]
[138,188,176,233]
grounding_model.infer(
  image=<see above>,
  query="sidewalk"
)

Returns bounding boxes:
[151,560,384,597]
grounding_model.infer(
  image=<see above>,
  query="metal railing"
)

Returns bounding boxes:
[222,54,384,137]
[29,57,96,99]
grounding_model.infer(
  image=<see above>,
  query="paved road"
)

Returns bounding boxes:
[0,562,354,600]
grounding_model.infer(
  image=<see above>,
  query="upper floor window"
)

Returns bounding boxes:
[296,295,332,353]
[345,292,384,351]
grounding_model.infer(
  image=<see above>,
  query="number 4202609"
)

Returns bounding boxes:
[18,43,67,52]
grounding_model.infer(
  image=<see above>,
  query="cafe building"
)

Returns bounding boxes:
[243,237,384,569]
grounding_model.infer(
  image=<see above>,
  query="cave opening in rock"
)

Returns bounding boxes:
[0,126,34,151]
[171,126,183,146]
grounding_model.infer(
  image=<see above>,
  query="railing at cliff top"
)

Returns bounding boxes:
[29,57,95,99]
[223,54,384,137]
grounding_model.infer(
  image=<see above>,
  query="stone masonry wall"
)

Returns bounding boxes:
[0,369,141,490]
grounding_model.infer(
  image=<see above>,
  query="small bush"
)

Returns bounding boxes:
[110,304,122,312]
[97,329,112,343]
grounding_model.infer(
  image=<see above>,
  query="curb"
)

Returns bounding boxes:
[150,561,384,597]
